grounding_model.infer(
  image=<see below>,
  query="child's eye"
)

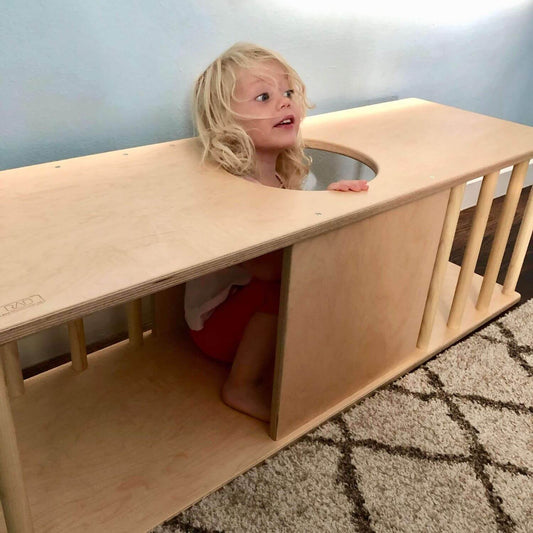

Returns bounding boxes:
[255,93,270,102]
[284,89,294,98]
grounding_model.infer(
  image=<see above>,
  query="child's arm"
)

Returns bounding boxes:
[241,250,283,281]
[327,180,369,192]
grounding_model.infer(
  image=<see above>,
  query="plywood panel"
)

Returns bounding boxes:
[272,190,449,438]
[272,266,519,446]
[2,100,533,344]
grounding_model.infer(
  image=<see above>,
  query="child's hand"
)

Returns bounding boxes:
[327,180,369,192]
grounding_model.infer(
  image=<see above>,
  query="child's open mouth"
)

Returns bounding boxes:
[274,115,295,128]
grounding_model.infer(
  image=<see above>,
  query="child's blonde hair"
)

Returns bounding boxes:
[193,42,312,189]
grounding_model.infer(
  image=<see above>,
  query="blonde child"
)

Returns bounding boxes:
[185,43,369,422]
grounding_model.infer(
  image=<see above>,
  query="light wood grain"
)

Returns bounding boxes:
[503,184,533,294]
[448,172,499,328]
[67,319,87,372]
[477,161,529,309]
[2,99,533,345]
[0,362,34,532]
[272,190,449,438]
[1,342,25,399]
[417,184,465,349]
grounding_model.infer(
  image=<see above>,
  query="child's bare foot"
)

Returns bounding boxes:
[221,378,272,422]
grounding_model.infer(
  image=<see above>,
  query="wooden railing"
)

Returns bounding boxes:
[417,160,531,349]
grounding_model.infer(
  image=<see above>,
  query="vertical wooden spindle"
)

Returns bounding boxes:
[0,361,35,532]
[1,341,25,398]
[68,319,87,372]
[127,299,144,347]
[477,161,529,310]
[417,183,466,348]
[448,171,499,329]
[503,183,533,294]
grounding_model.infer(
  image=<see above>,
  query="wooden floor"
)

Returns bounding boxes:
[23,186,532,380]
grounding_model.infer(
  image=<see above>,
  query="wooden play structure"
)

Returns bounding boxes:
[1,98,532,532]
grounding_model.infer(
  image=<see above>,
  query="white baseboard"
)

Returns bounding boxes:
[462,160,533,210]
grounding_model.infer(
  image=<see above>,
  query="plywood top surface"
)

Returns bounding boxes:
[1,98,532,342]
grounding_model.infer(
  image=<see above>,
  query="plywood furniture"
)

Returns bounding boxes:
[1,99,532,532]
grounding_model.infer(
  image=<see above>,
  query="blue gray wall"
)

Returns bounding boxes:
[1,0,532,171]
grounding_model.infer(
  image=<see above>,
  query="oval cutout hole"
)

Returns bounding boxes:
[302,148,376,191]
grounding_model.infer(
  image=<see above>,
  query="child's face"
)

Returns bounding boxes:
[231,60,301,155]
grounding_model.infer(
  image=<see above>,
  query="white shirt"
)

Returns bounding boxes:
[184,265,252,330]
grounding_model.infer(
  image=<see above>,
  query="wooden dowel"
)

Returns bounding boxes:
[477,161,529,310]
[417,183,466,348]
[127,299,144,347]
[1,341,25,398]
[448,171,499,329]
[68,319,87,372]
[503,183,533,294]
[0,361,35,532]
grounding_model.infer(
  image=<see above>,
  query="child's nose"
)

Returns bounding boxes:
[279,95,291,109]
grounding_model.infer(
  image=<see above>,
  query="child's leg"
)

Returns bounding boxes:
[222,311,277,422]
[188,278,280,421]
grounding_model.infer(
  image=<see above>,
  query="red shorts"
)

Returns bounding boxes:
[189,278,281,364]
